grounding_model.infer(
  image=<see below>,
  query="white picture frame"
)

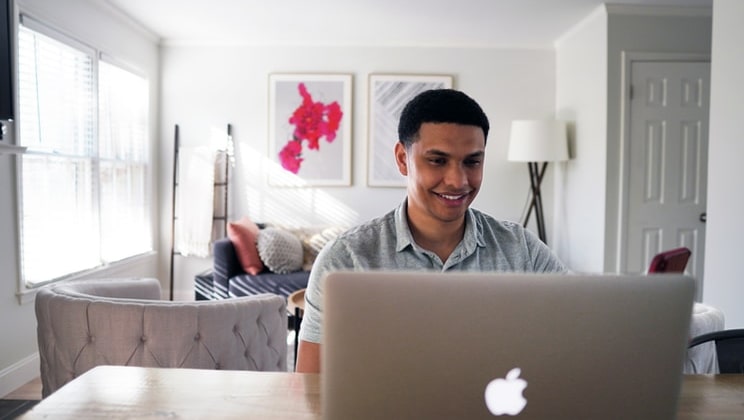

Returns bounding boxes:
[367,74,454,187]
[268,73,353,187]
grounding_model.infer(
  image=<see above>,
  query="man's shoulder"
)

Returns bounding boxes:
[336,208,396,241]
[312,208,398,272]
[470,207,525,236]
[319,209,396,257]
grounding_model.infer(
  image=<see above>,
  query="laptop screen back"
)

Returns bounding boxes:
[321,271,694,420]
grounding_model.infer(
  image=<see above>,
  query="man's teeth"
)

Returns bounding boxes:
[440,193,465,200]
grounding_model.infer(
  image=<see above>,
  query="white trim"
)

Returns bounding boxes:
[556,4,713,50]
[0,352,39,398]
[554,5,607,48]
[0,143,26,154]
[615,51,711,273]
[19,13,96,56]
[94,0,160,43]
[16,251,157,304]
[19,11,150,80]
[99,52,147,80]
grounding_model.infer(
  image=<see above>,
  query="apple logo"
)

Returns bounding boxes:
[484,367,528,416]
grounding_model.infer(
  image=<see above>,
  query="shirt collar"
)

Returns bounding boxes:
[394,200,414,252]
[463,208,486,251]
[394,199,485,253]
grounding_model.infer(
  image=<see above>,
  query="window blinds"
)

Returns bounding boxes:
[17,16,151,285]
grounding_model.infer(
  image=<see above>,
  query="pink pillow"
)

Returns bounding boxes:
[227,217,264,275]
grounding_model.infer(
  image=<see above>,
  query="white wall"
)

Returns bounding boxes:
[159,46,558,297]
[553,5,712,274]
[704,0,744,328]
[604,6,712,275]
[0,0,160,397]
[554,7,609,273]
[5,0,729,398]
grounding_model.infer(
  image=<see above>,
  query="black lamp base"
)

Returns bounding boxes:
[523,162,548,244]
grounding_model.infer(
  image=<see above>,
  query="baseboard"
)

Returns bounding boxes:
[0,353,39,398]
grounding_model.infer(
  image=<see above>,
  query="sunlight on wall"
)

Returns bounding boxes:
[235,144,358,228]
[209,126,231,151]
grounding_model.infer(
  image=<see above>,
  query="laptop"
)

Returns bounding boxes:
[321,271,695,420]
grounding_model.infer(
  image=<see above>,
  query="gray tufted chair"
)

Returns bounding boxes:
[35,277,287,397]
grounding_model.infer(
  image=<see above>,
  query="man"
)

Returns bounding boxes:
[295,89,566,373]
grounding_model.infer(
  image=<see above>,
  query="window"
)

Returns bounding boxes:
[17,16,151,286]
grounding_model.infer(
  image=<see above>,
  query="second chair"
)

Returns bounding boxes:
[688,329,744,374]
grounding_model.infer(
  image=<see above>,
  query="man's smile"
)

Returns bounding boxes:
[435,191,472,201]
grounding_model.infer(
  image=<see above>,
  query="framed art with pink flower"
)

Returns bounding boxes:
[367,74,453,187]
[268,74,353,186]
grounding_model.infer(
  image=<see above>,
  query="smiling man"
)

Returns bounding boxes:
[295,89,567,373]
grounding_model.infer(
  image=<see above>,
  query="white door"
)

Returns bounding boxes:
[625,60,710,282]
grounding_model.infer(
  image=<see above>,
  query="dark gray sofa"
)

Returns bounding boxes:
[196,237,309,301]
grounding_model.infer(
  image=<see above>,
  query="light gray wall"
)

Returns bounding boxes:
[553,5,712,274]
[1,1,559,391]
[554,7,609,273]
[0,0,160,396]
[604,6,712,274]
[704,0,744,328]
[4,0,737,397]
[159,46,558,298]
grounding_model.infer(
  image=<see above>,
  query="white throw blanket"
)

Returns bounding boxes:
[175,146,217,257]
[684,303,725,374]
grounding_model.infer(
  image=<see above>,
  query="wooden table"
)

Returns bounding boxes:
[22,366,320,419]
[20,366,744,419]
[677,374,744,419]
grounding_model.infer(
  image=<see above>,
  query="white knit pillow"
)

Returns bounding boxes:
[256,227,304,274]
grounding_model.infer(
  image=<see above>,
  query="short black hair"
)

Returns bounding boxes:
[397,89,490,148]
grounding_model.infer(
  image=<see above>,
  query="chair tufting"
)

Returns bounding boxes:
[35,277,287,398]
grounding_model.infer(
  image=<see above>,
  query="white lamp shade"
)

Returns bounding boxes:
[507,120,569,162]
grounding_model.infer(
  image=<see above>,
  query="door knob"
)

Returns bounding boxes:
[699,212,707,223]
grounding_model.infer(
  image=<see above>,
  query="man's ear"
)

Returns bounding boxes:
[394,142,408,176]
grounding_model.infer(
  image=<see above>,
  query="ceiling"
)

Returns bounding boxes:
[104,0,712,48]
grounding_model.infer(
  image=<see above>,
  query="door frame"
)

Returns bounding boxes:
[615,51,710,278]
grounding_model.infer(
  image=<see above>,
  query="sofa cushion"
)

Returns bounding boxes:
[285,225,346,271]
[306,226,345,254]
[257,227,304,274]
[229,271,310,299]
[227,217,264,275]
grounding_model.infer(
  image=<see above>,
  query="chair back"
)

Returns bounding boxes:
[35,277,287,397]
[689,329,744,373]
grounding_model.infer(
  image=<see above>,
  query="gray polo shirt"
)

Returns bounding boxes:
[298,200,567,344]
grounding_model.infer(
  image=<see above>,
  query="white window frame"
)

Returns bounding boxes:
[15,13,153,302]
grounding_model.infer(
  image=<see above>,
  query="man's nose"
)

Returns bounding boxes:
[444,164,468,187]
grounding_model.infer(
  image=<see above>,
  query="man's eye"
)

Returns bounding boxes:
[429,158,446,165]
[465,159,482,167]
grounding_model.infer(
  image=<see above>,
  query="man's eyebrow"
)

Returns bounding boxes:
[423,149,485,158]
[423,149,450,157]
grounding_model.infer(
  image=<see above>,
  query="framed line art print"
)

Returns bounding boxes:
[268,73,352,186]
[367,74,453,187]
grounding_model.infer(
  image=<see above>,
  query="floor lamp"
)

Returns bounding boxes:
[507,120,568,244]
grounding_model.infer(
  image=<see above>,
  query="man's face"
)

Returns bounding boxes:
[395,122,486,227]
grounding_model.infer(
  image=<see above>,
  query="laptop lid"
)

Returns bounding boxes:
[321,271,695,420]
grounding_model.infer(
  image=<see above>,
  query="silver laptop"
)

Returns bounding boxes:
[321,271,695,420]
